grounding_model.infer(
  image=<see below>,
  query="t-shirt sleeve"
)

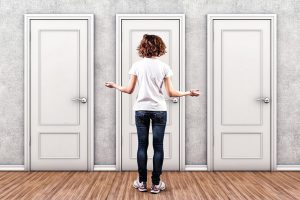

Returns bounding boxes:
[164,64,174,78]
[128,64,137,75]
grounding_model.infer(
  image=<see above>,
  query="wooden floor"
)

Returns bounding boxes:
[0,171,299,200]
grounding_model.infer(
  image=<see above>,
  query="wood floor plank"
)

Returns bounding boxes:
[191,172,220,200]
[85,172,117,199]
[0,171,299,200]
[205,172,234,200]
[210,172,243,200]
[31,172,74,200]
[257,172,300,199]
[233,172,275,199]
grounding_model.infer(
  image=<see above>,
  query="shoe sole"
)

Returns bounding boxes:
[150,186,166,194]
[133,184,147,192]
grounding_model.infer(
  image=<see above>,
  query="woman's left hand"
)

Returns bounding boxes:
[190,89,200,97]
[105,82,116,88]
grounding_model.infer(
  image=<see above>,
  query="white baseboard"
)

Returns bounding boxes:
[94,165,209,171]
[184,165,208,171]
[93,165,117,171]
[0,165,25,171]
[3,164,297,172]
[276,165,300,171]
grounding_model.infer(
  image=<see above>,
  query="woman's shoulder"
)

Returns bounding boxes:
[156,59,171,70]
[133,58,169,68]
[133,58,147,66]
[133,58,142,64]
[154,58,169,66]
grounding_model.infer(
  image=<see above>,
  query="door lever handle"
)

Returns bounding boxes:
[72,97,87,103]
[256,97,270,104]
[165,97,179,103]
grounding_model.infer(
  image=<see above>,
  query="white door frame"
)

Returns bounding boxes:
[207,14,277,171]
[24,14,94,171]
[116,14,186,171]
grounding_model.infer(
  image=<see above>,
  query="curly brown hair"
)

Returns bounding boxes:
[137,34,167,58]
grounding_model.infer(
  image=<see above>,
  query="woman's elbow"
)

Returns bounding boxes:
[127,88,134,94]
[167,91,174,97]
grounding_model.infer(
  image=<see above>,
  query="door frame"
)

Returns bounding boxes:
[24,14,94,171]
[206,14,277,171]
[116,14,186,171]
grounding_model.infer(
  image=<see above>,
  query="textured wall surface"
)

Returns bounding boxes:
[0,0,299,165]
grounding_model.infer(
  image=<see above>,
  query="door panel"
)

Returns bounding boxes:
[30,20,88,170]
[221,30,262,125]
[213,20,271,170]
[39,30,80,125]
[121,19,180,170]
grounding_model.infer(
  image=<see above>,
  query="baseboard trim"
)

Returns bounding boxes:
[276,165,300,171]
[0,165,25,171]
[93,165,117,171]
[4,164,297,172]
[184,165,208,171]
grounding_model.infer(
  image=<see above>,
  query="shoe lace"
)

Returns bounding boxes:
[152,182,161,190]
[139,180,146,188]
[151,184,158,190]
[142,182,147,188]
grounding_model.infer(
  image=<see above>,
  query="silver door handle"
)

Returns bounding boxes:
[256,97,270,103]
[72,97,87,103]
[165,97,179,103]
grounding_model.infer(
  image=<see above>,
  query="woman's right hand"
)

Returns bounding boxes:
[189,89,200,97]
[105,82,116,88]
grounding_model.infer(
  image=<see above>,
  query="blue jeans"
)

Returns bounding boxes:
[135,110,167,185]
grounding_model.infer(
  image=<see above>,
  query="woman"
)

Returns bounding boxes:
[105,34,200,194]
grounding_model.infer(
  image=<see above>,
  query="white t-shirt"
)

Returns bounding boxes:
[128,57,174,111]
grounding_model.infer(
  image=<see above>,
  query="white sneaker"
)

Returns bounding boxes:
[150,181,166,194]
[133,178,147,192]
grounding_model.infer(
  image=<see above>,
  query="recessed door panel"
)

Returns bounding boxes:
[120,19,181,170]
[39,132,80,159]
[39,30,80,125]
[221,30,262,125]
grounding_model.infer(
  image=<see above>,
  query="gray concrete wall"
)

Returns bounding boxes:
[0,0,299,165]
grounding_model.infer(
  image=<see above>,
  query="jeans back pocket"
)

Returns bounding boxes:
[135,111,147,126]
[153,111,167,125]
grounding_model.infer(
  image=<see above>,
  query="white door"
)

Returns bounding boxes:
[213,19,271,170]
[120,19,181,170]
[30,19,88,170]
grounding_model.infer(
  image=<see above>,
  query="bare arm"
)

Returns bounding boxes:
[105,75,137,94]
[164,77,200,97]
